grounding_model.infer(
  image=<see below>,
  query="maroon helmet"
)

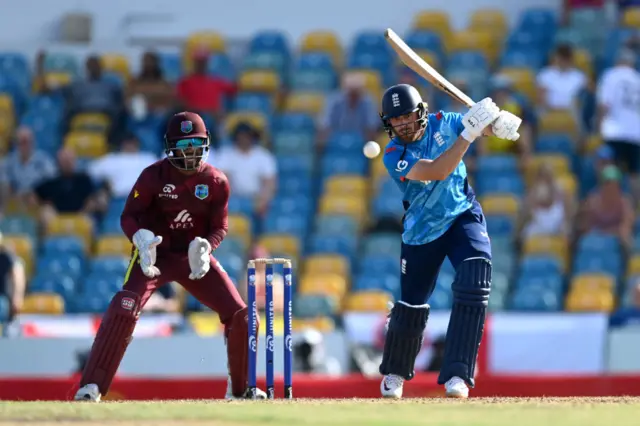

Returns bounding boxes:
[164,111,211,171]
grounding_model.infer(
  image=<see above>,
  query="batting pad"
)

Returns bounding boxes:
[80,291,140,395]
[379,301,430,380]
[438,257,491,387]
[226,306,256,397]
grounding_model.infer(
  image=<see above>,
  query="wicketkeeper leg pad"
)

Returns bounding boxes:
[379,301,430,380]
[225,307,258,397]
[438,257,491,387]
[80,291,141,395]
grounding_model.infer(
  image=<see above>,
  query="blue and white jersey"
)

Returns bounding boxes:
[382,111,474,245]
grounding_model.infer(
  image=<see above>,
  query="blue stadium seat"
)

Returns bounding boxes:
[296,52,335,72]
[273,131,315,154]
[517,8,557,32]
[536,134,575,156]
[378,178,401,197]
[500,49,545,69]
[573,252,622,277]
[321,154,368,176]
[100,215,122,235]
[490,236,514,253]
[274,113,316,133]
[107,198,128,218]
[242,52,286,74]
[510,286,561,311]
[430,278,453,310]
[216,237,245,258]
[476,155,519,174]
[207,54,235,80]
[278,175,313,195]
[519,255,563,277]
[308,234,357,259]
[362,233,401,256]
[353,274,399,298]
[404,31,444,60]
[493,253,516,277]
[249,31,290,57]
[72,292,111,314]
[228,196,254,216]
[29,274,77,303]
[352,31,391,55]
[41,236,85,256]
[0,216,37,239]
[264,212,308,236]
[43,52,79,75]
[448,51,489,72]
[0,294,9,322]
[185,293,207,311]
[506,30,549,51]
[475,172,524,197]
[315,215,358,236]
[216,252,244,282]
[271,195,314,216]
[84,272,123,297]
[90,256,130,276]
[0,52,30,92]
[234,93,273,115]
[37,253,83,280]
[291,69,336,92]
[359,254,400,276]
[158,52,182,82]
[577,232,621,254]
[515,274,563,293]
[485,215,515,237]
[372,194,404,218]
[326,131,364,153]
[277,154,314,175]
[347,53,395,86]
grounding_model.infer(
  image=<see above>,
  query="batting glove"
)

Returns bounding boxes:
[461,97,500,142]
[188,237,212,280]
[491,110,522,141]
[132,229,163,278]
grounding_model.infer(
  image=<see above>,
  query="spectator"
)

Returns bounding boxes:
[88,135,158,199]
[318,72,379,147]
[536,44,587,111]
[519,163,572,239]
[143,283,180,313]
[579,165,634,249]
[0,126,56,199]
[62,55,126,144]
[479,75,534,169]
[176,48,236,121]
[597,48,640,203]
[211,122,276,217]
[0,232,25,322]
[30,148,107,228]
[127,52,175,120]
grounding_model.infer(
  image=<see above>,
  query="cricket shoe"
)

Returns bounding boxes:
[380,374,404,399]
[74,384,101,402]
[444,376,469,399]
[224,377,267,400]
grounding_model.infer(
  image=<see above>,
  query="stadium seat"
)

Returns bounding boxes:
[46,214,93,249]
[284,92,325,115]
[497,67,536,101]
[304,254,350,277]
[184,32,225,62]
[242,51,287,74]
[234,93,274,115]
[70,112,111,133]
[469,9,508,38]
[510,287,560,311]
[539,110,579,137]
[519,255,564,278]
[485,214,515,237]
[522,235,569,271]
[451,30,495,61]
[292,317,335,332]
[101,54,130,80]
[628,254,640,276]
[43,72,73,89]
[22,292,65,314]
[363,233,401,257]
[412,11,452,46]
[526,154,570,182]
[300,31,343,66]
[359,254,399,276]
[571,273,615,293]
[344,290,392,312]
[0,215,37,240]
[64,131,108,158]
[227,214,252,249]
[622,7,640,28]
[293,294,338,318]
[238,70,280,93]
[308,234,357,259]
[258,234,300,259]
[565,289,615,312]
[0,294,9,322]
[249,31,290,57]
[324,175,368,197]
[95,235,132,257]
[206,54,235,80]
[574,252,622,277]
[478,195,519,217]
[224,112,267,137]
[291,69,336,92]
[43,53,79,75]
[299,273,348,299]
[315,215,359,235]
[319,196,367,221]
[353,274,399,298]
[37,252,83,280]
[158,52,182,82]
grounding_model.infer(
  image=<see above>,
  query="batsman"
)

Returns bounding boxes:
[378,84,521,398]
[74,112,266,401]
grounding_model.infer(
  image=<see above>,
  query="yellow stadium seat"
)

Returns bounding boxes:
[451,30,494,57]
[523,235,569,270]
[70,113,111,133]
[324,175,368,197]
[44,72,72,89]
[64,131,108,158]
[571,273,615,293]
[566,289,615,313]
[539,110,579,136]
[498,68,536,101]
[478,195,519,217]
[557,174,577,199]
[22,293,65,315]
[469,9,507,38]
[227,214,252,248]
[345,290,392,312]
[47,214,93,249]
[188,312,220,336]
[284,92,325,115]
[238,70,280,93]
[300,31,343,66]
[224,112,268,137]
[372,156,388,187]
[412,11,452,48]
[0,94,13,114]
[628,254,640,276]
[526,155,571,182]
[319,195,367,220]
[299,273,348,298]
[3,235,33,276]
[95,235,132,257]
[258,234,300,258]
[585,134,602,154]
[573,49,593,78]
[304,254,350,277]
[623,7,640,28]
[350,70,382,99]
[101,54,130,80]
[293,317,335,332]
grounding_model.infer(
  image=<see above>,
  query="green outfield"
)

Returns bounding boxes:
[0,398,639,425]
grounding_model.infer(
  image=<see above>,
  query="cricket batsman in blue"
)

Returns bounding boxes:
[378,84,521,398]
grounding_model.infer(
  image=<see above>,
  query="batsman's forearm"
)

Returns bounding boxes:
[432,136,472,178]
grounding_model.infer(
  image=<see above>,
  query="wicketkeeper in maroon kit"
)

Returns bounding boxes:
[74,111,266,401]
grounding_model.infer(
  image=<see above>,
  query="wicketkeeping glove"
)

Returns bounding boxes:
[188,237,212,280]
[132,229,163,278]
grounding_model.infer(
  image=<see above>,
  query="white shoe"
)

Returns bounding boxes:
[380,374,404,398]
[224,376,267,400]
[74,384,101,402]
[444,376,469,398]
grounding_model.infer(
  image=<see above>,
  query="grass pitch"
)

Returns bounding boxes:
[0,397,639,425]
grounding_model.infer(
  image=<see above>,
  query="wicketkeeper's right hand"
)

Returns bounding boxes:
[132,229,163,278]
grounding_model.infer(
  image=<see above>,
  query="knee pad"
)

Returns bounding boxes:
[225,307,259,397]
[379,301,429,380]
[438,257,491,387]
[80,291,141,395]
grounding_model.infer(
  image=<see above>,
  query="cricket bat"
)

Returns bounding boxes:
[385,28,475,108]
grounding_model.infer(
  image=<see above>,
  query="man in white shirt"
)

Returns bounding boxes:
[210,122,277,216]
[597,48,640,202]
[536,44,587,110]
[88,136,158,199]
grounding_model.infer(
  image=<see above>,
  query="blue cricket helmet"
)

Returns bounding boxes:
[380,84,429,141]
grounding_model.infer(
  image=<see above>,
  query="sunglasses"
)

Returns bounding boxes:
[175,138,207,149]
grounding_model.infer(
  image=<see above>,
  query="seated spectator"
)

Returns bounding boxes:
[536,44,587,111]
[519,163,572,239]
[143,283,180,313]
[0,126,56,204]
[62,55,126,144]
[88,135,158,199]
[127,51,175,120]
[30,148,107,227]
[176,48,236,121]
[0,232,25,322]
[578,165,634,249]
[211,122,276,217]
[318,72,379,148]
[479,75,534,169]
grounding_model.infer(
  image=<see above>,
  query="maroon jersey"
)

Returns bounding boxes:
[121,159,229,255]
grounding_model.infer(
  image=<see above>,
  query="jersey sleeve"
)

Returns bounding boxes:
[383,145,420,180]
[206,172,230,251]
[444,111,465,137]
[120,167,156,242]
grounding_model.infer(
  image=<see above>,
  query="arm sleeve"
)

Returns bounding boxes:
[382,146,420,180]
[206,175,230,251]
[120,169,155,242]
[445,112,465,138]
